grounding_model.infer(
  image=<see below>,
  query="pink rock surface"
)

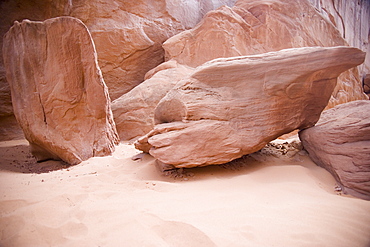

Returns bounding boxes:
[116,0,367,141]
[0,0,236,116]
[163,0,368,107]
[112,61,194,140]
[135,46,365,168]
[299,100,370,200]
[3,17,119,164]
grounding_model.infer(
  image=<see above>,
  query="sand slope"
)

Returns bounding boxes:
[1,139,370,247]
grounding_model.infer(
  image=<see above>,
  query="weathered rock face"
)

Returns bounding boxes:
[69,0,209,100]
[308,0,370,76]
[0,0,68,117]
[112,61,194,140]
[299,100,370,200]
[163,0,368,107]
[113,0,367,141]
[0,0,236,116]
[135,46,365,168]
[3,17,119,165]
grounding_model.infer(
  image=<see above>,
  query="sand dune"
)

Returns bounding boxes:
[1,139,370,247]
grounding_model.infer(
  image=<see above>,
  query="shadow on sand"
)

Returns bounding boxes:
[0,142,71,174]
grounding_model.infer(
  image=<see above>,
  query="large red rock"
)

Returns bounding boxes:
[135,46,365,168]
[299,100,370,200]
[0,0,68,117]
[163,0,368,107]
[114,0,367,141]
[2,17,119,165]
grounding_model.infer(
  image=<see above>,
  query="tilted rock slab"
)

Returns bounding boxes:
[113,0,368,141]
[3,17,119,165]
[299,100,370,200]
[135,46,365,168]
[93,0,369,141]
[163,0,368,108]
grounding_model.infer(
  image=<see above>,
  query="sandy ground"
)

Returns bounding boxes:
[1,134,370,247]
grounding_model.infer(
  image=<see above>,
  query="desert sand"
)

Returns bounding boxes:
[1,132,370,247]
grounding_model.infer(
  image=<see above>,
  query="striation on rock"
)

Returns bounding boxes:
[113,0,368,141]
[163,0,368,107]
[56,0,238,100]
[299,100,370,200]
[135,46,365,168]
[0,0,69,117]
[2,17,119,165]
[308,0,370,77]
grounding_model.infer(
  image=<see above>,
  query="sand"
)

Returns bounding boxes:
[1,136,370,247]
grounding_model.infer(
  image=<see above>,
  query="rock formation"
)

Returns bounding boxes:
[299,100,370,200]
[113,0,368,141]
[112,61,194,140]
[308,0,370,77]
[0,0,236,117]
[69,0,231,100]
[163,0,368,107]
[135,46,365,168]
[2,17,119,165]
[0,0,67,118]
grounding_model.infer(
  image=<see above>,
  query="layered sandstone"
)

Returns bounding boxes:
[299,100,370,200]
[308,0,370,76]
[2,17,119,164]
[163,0,368,107]
[135,46,365,168]
[113,0,367,141]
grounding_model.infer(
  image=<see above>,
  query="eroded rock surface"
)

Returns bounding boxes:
[0,0,68,117]
[0,0,237,116]
[112,61,194,140]
[135,46,365,168]
[163,0,368,107]
[299,100,370,200]
[69,0,217,100]
[3,17,119,165]
[308,0,370,76]
[116,0,367,141]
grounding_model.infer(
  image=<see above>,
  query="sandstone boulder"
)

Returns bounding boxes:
[2,17,119,165]
[299,100,370,200]
[115,0,359,141]
[135,46,365,168]
[112,61,194,140]
[163,0,368,107]
[0,0,66,117]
